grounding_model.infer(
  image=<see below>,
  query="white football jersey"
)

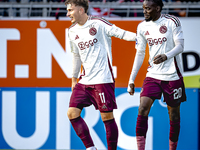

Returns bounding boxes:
[68,16,125,85]
[136,14,184,81]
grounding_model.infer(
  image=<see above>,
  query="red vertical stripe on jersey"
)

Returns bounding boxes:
[174,57,183,78]
[107,56,115,82]
[79,67,85,80]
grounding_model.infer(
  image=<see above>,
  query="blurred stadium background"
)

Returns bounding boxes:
[0,0,200,18]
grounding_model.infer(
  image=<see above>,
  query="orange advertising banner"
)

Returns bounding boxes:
[0,20,149,87]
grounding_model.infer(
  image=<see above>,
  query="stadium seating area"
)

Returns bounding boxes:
[0,0,200,18]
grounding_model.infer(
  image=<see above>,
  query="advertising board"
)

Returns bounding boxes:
[0,18,199,149]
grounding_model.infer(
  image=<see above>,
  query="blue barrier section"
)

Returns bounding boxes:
[0,87,199,150]
[199,89,200,150]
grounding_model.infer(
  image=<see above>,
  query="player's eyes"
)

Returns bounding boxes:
[143,8,150,12]
[146,7,151,11]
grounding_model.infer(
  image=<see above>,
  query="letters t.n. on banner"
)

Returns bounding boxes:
[0,19,199,87]
[0,20,147,88]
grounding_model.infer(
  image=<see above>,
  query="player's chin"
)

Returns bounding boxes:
[145,18,151,21]
[144,16,151,21]
[71,20,75,24]
[70,18,75,24]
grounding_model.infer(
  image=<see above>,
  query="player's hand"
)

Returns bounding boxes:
[153,54,167,64]
[128,83,135,95]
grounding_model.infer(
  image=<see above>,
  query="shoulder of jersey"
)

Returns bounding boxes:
[137,20,146,28]
[89,15,113,26]
[161,14,181,27]
[68,22,77,30]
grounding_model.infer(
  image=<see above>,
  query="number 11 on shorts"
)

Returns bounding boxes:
[99,92,105,103]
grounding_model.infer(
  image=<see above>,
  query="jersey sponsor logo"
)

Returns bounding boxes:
[147,37,167,46]
[159,25,167,34]
[89,27,97,36]
[78,38,98,50]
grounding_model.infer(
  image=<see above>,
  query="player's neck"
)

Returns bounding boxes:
[152,13,161,22]
[78,14,88,26]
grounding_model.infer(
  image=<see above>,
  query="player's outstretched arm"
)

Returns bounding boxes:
[122,31,136,41]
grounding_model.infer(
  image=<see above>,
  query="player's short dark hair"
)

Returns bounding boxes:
[145,0,164,12]
[65,0,89,13]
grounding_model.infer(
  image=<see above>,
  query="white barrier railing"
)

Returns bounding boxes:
[0,1,200,18]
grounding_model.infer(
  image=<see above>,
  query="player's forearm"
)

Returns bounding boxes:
[165,39,184,59]
[122,31,136,41]
[128,50,145,84]
[72,77,77,83]
[71,77,77,91]
[72,53,82,78]
[127,50,144,92]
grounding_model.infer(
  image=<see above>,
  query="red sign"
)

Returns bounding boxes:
[0,20,149,87]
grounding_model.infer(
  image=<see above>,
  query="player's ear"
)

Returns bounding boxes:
[79,7,85,14]
[156,6,161,12]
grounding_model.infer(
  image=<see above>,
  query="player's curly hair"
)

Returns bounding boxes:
[145,0,164,12]
[65,0,89,13]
